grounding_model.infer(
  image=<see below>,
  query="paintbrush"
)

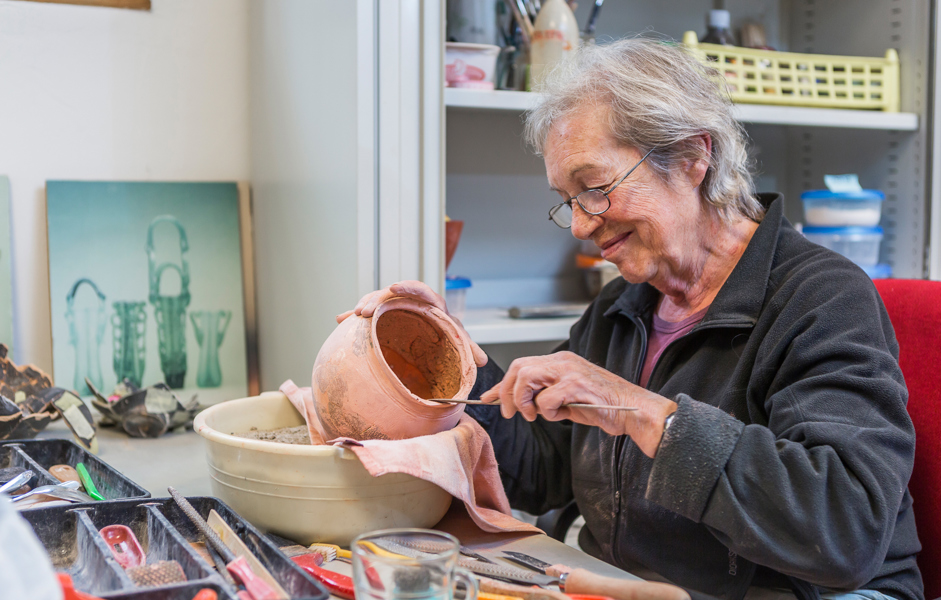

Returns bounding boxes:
[503,0,534,42]
[427,398,638,411]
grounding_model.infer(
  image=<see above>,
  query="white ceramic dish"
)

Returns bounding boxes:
[194,392,452,545]
[445,42,500,89]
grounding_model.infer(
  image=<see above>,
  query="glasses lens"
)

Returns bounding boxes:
[577,190,610,214]
[549,203,573,228]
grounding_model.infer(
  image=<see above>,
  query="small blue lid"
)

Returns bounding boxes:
[802,225,884,235]
[445,276,472,290]
[801,189,885,202]
[862,263,892,279]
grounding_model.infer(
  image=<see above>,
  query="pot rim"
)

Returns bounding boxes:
[369,297,477,410]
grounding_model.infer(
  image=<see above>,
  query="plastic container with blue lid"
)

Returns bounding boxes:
[445,277,471,320]
[801,189,885,227]
[803,225,883,267]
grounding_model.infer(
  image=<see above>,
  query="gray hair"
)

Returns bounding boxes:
[524,37,763,222]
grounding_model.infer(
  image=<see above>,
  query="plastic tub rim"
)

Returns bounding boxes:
[194,392,359,459]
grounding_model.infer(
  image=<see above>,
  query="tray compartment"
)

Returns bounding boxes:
[157,496,330,600]
[1,439,149,501]
[101,582,228,600]
[23,496,330,600]
[23,508,132,596]
[1,443,60,489]
[81,501,219,585]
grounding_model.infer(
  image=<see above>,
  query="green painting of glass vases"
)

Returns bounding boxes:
[148,216,191,389]
[191,310,231,388]
[112,301,147,388]
[47,181,251,405]
[65,278,106,396]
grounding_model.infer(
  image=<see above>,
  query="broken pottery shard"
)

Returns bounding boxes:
[0,344,59,440]
[87,378,200,438]
[312,297,477,441]
[45,388,98,454]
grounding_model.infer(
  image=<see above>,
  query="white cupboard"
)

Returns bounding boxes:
[249,0,937,387]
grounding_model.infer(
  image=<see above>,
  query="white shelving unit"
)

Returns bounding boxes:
[444,0,933,350]
[445,88,920,131]
[247,1,936,382]
[462,308,580,345]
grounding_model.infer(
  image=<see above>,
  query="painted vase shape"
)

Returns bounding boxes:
[112,301,147,388]
[147,216,191,389]
[65,278,106,396]
[312,297,477,441]
[190,310,231,388]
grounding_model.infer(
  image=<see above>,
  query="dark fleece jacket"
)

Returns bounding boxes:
[467,195,923,600]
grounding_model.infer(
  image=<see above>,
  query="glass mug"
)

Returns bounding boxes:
[352,529,479,600]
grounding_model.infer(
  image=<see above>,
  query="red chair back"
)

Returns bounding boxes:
[874,279,941,598]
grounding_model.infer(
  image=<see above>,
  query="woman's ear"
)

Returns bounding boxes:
[685,133,712,188]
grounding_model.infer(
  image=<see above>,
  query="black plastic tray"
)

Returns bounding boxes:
[23,496,330,600]
[0,438,150,503]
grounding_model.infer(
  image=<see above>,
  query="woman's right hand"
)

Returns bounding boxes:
[336,280,488,367]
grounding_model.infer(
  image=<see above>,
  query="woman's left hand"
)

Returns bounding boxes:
[480,351,678,458]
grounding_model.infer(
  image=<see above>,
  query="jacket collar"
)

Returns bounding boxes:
[604,193,784,325]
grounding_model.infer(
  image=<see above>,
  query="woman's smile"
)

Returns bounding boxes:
[599,231,631,260]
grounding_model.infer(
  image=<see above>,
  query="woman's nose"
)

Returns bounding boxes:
[570,203,602,240]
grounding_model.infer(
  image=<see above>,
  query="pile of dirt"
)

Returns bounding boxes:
[233,425,312,445]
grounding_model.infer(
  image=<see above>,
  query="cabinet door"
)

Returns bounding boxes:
[377,0,446,292]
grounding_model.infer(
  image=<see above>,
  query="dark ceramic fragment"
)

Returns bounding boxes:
[88,378,200,438]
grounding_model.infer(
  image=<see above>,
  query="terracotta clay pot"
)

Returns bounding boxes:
[312,297,477,440]
[445,220,464,270]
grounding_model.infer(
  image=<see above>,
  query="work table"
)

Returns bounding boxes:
[31,420,642,594]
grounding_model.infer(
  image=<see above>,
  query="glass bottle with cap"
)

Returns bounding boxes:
[702,9,736,46]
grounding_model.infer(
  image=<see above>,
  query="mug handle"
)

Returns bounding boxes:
[453,567,479,600]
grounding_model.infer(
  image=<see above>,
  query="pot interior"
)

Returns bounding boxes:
[375,309,462,400]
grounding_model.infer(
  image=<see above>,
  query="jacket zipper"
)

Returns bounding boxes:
[609,316,753,567]
[610,313,648,562]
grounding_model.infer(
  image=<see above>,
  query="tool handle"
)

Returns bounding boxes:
[227,556,280,600]
[563,569,690,600]
[76,463,105,501]
[291,555,356,600]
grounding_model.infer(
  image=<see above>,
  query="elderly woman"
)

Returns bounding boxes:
[345,39,922,600]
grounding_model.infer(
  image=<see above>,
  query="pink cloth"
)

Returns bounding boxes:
[280,379,328,445]
[280,381,542,535]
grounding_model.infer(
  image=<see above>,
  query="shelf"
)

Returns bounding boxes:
[731,104,919,130]
[444,88,919,131]
[462,307,579,345]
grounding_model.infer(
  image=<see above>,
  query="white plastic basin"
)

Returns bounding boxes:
[194,392,452,545]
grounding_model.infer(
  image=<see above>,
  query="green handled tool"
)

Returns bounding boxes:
[76,462,105,501]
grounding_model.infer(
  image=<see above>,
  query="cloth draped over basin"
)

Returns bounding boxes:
[280,380,541,535]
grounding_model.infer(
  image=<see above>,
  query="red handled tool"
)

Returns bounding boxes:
[291,553,356,600]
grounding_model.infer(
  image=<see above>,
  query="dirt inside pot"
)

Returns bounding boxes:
[376,309,461,400]
[233,426,311,445]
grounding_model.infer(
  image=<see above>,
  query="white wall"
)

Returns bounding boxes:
[0,0,250,372]
[248,0,365,391]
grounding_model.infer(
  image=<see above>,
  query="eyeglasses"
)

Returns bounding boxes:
[548,148,655,229]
